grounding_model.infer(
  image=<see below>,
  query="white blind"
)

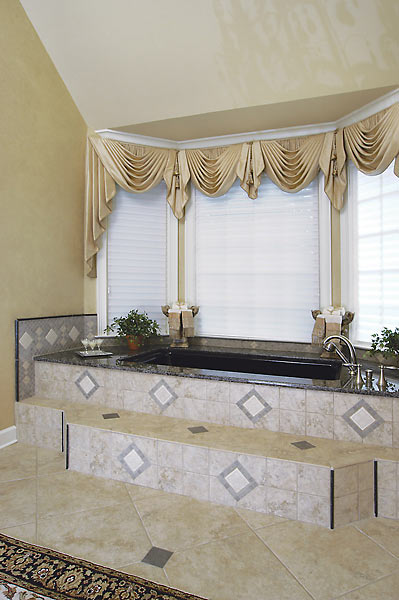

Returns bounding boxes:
[351,161,399,344]
[107,184,167,332]
[193,177,320,342]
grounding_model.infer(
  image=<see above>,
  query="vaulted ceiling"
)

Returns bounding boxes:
[20,0,399,139]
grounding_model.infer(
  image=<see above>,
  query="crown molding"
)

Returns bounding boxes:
[95,129,178,149]
[97,88,399,150]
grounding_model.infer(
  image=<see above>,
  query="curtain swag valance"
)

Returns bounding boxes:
[85,103,399,276]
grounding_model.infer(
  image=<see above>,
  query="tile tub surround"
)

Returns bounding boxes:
[16,315,97,401]
[15,397,399,528]
[33,359,399,447]
[33,345,399,397]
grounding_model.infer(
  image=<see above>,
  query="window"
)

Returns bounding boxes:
[186,176,330,342]
[342,161,399,346]
[97,183,178,335]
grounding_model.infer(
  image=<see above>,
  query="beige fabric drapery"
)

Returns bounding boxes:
[339,102,399,182]
[85,103,399,277]
[250,133,345,209]
[183,144,244,197]
[85,133,178,276]
[323,103,399,211]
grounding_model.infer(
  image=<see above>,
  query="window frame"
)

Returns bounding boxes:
[96,189,178,336]
[341,161,399,348]
[185,172,331,341]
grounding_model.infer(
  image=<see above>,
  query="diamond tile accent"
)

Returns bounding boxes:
[217,459,258,501]
[236,389,272,423]
[149,379,178,411]
[16,315,97,403]
[68,326,80,341]
[342,398,384,438]
[142,546,173,568]
[19,332,33,350]
[102,413,120,419]
[291,440,316,450]
[350,407,375,430]
[119,442,150,480]
[45,328,58,346]
[188,426,209,434]
[75,370,99,399]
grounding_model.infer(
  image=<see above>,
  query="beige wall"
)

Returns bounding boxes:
[0,0,87,430]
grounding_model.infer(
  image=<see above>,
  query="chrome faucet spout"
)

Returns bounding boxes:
[322,334,358,374]
[324,341,348,364]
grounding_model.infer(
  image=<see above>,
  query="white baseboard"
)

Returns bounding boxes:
[0,425,17,449]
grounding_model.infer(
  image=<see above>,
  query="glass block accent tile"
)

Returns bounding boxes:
[342,398,384,438]
[236,389,272,423]
[188,426,209,434]
[142,547,173,568]
[149,379,178,411]
[75,370,99,399]
[217,459,258,501]
[291,441,316,450]
[119,442,151,480]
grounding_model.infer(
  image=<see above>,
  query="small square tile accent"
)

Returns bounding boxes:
[142,546,173,568]
[188,426,209,434]
[291,440,316,450]
[218,459,258,501]
[236,389,272,423]
[119,442,151,480]
[342,399,384,438]
[102,413,120,419]
[75,370,99,399]
[149,379,178,411]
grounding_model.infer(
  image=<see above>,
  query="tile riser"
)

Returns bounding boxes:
[67,422,332,528]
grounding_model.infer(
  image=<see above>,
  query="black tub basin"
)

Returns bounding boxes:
[119,348,342,381]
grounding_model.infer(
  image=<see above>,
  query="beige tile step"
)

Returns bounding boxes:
[16,395,399,467]
[15,396,399,528]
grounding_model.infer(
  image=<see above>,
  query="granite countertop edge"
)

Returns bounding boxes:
[33,345,399,398]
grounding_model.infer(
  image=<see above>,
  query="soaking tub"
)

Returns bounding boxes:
[118,347,343,383]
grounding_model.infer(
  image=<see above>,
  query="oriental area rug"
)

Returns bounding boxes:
[0,534,205,600]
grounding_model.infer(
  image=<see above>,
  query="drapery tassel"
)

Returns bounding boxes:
[331,135,338,177]
[174,157,180,189]
[247,143,254,187]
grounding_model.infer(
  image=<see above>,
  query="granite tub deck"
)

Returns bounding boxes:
[14,347,399,529]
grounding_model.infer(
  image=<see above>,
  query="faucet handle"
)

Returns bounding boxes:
[355,364,364,387]
[342,362,358,375]
[378,364,387,389]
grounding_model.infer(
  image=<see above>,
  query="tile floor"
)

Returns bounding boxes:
[1,443,399,600]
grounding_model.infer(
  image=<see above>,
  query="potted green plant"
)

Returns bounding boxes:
[366,327,399,366]
[105,309,160,350]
